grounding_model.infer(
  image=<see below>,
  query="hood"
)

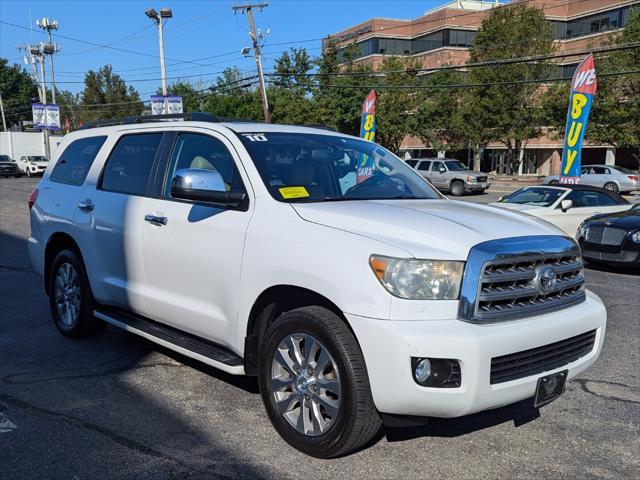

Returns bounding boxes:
[456,170,486,177]
[292,199,564,259]
[489,202,544,212]
[585,206,640,230]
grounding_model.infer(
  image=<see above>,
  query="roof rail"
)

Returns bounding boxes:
[80,112,224,129]
[294,124,337,132]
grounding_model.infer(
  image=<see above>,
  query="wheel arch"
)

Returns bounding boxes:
[243,284,354,375]
[44,232,84,294]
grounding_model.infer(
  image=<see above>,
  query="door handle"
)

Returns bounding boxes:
[77,200,94,212]
[144,214,168,226]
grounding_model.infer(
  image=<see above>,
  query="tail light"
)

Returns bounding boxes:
[28,188,39,210]
[628,175,638,183]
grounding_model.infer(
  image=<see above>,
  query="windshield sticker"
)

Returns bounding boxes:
[279,186,310,199]
[242,133,268,142]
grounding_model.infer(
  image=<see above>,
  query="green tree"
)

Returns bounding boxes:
[461,3,556,173]
[269,48,319,125]
[79,65,144,123]
[0,57,39,128]
[163,81,206,113]
[203,67,262,120]
[410,69,468,153]
[589,8,640,166]
[315,40,372,136]
[376,56,419,154]
[56,89,80,131]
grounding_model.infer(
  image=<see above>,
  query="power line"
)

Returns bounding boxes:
[269,68,640,91]
[268,42,640,78]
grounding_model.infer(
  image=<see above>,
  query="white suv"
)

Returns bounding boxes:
[28,114,607,458]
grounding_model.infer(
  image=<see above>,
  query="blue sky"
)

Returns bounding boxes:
[0,0,450,98]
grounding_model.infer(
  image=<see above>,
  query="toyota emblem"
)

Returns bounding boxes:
[536,266,558,294]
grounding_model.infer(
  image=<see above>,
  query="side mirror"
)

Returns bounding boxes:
[560,199,573,212]
[497,195,504,202]
[439,167,446,173]
[170,168,246,208]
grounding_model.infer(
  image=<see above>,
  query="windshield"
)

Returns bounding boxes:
[0,155,12,162]
[238,132,441,202]
[445,160,468,171]
[500,187,565,207]
[29,156,48,162]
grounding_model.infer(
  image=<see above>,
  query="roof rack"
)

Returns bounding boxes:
[80,112,224,129]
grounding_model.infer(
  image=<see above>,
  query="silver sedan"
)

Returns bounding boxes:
[544,165,639,193]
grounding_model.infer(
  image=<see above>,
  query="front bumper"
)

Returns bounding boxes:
[464,182,490,192]
[347,290,606,417]
[579,239,640,265]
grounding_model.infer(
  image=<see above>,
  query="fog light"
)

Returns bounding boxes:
[414,358,431,383]
[411,357,461,388]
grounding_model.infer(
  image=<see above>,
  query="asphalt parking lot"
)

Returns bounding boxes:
[1,177,638,480]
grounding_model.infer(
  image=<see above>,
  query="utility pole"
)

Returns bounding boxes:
[0,92,7,132]
[232,2,270,123]
[145,8,172,113]
[19,44,50,158]
[37,18,60,104]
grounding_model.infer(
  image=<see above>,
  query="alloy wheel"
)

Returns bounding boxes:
[271,333,341,437]
[54,262,81,327]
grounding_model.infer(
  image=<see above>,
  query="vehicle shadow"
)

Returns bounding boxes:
[383,399,540,443]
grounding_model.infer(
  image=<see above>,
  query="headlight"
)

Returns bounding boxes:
[632,231,640,243]
[577,223,588,239]
[369,255,464,300]
[466,176,477,183]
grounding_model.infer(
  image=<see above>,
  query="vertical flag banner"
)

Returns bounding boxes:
[357,89,377,183]
[45,104,61,130]
[166,96,183,114]
[560,54,597,184]
[150,95,165,115]
[32,103,45,129]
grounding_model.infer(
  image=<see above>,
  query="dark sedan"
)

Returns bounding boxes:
[577,204,640,267]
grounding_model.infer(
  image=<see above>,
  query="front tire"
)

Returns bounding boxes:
[450,180,465,196]
[258,306,381,458]
[48,249,104,338]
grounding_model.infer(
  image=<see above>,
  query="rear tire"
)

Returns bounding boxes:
[258,306,381,458]
[450,180,464,196]
[603,182,619,193]
[48,249,104,338]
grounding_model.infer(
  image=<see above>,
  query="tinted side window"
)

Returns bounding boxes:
[405,160,418,168]
[100,133,162,196]
[595,192,617,206]
[50,136,107,186]
[418,161,431,171]
[565,190,600,207]
[592,167,606,174]
[431,161,444,172]
[164,133,246,197]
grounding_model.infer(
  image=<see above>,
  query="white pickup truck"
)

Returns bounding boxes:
[28,114,606,458]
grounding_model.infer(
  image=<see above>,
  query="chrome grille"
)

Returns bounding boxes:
[585,226,627,246]
[458,236,586,323]
[583,248,639,263]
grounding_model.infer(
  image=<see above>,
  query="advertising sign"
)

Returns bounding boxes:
[150,95,184,115]
[357,89,377,183]
[166,95,183,114]
[32,103,45,129]
[45,104,61,130]
[560,54,597,184]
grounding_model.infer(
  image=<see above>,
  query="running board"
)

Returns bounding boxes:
[94,307,245,375]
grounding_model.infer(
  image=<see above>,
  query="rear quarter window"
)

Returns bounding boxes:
[50,136,108,186]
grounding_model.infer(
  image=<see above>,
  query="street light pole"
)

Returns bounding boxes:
[146,8,172,113]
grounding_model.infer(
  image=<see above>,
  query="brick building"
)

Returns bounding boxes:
[326,0,639,175]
